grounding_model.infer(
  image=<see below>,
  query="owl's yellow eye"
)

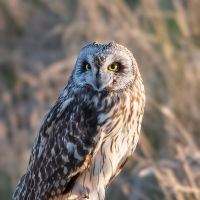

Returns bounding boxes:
[85,63,91,71]
[107,64,119,72]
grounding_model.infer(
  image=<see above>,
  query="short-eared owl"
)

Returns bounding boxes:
[13,42,145,200]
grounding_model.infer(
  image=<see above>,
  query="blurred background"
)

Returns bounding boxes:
[0,0,200,199]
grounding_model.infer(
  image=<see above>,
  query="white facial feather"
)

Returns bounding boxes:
[72,42,137,92]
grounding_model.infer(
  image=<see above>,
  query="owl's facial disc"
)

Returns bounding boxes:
[73,42,136,92]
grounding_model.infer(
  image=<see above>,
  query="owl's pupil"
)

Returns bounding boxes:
[112,64,118,70]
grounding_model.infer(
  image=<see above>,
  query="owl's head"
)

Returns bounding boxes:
[72,42,138,92]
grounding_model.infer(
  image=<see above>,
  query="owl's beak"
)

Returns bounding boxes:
[95,73,103,90]
[96,78,102,89]
[91,70,106,91]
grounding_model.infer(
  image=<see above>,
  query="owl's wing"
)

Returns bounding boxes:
[14,97,103,200]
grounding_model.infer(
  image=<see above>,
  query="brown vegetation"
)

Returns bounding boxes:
[0,0,200,199]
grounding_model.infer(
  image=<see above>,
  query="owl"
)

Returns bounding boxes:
[13,42,145,200]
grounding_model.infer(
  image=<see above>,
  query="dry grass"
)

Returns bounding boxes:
[0,0,200,199]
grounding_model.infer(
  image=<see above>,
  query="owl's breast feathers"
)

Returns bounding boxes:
[13,78,145,200]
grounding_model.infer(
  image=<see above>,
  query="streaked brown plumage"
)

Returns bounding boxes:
[13,42,145,200]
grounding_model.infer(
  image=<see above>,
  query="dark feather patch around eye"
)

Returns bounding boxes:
[111,62,124,73]
[80,60,90,73]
